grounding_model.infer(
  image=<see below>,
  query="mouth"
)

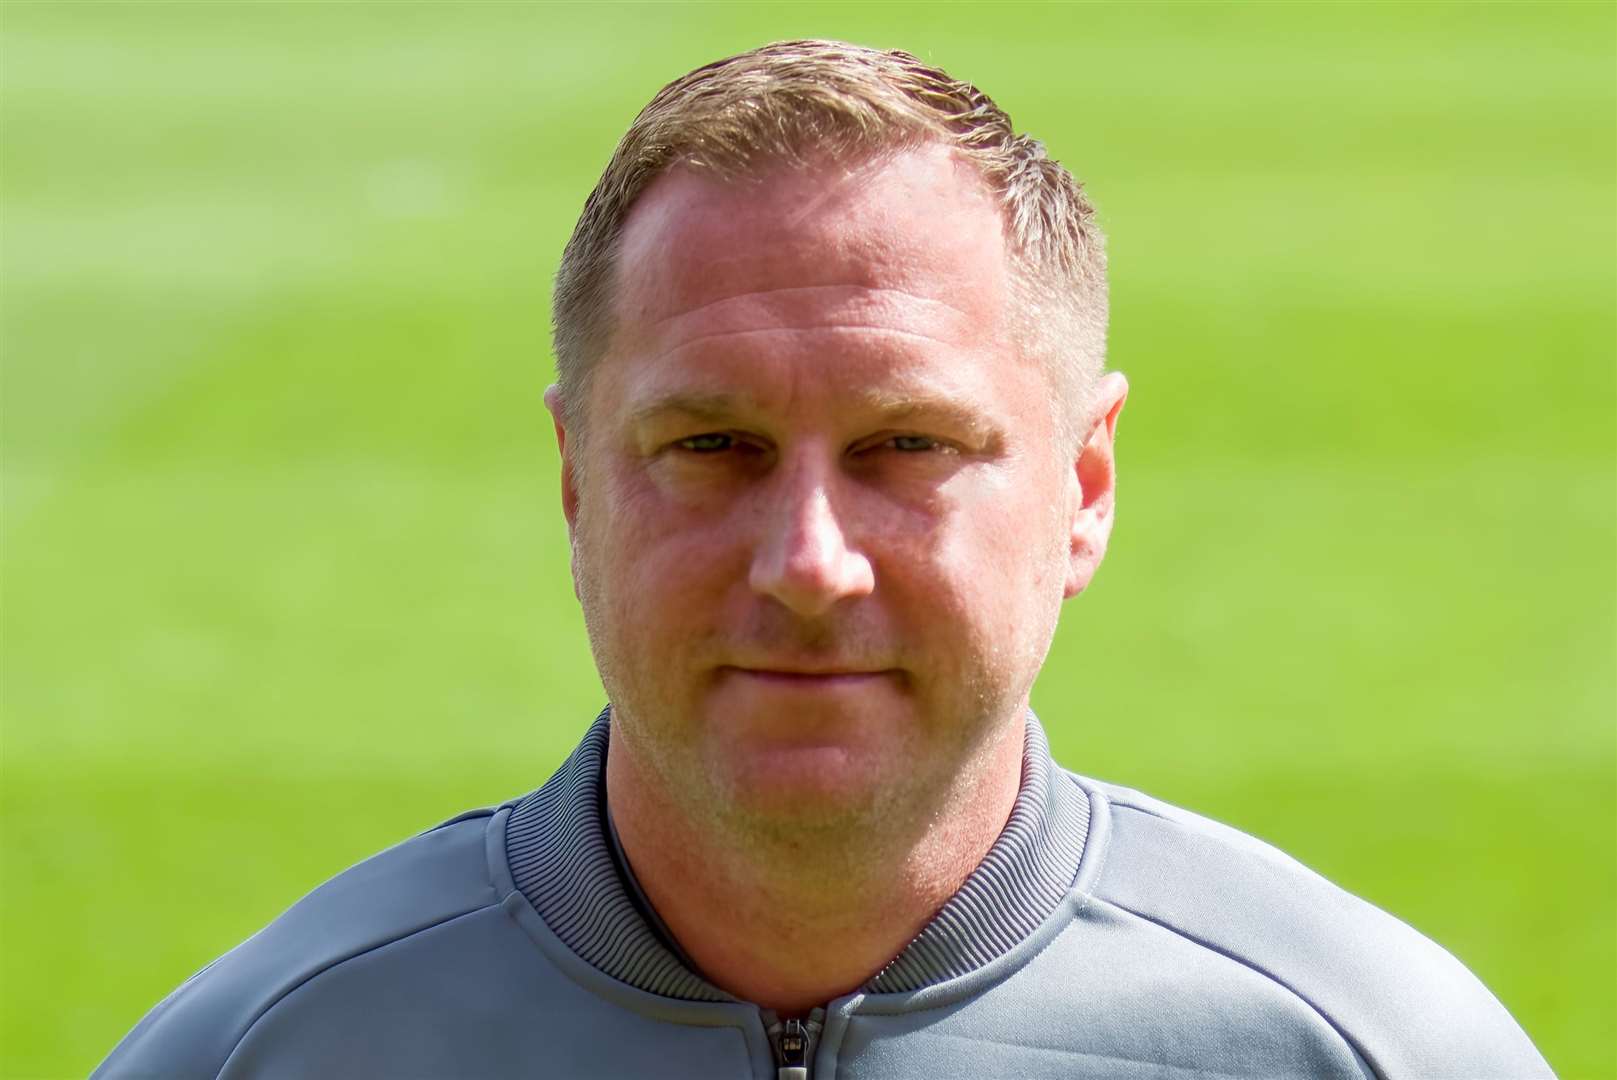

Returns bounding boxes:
[720,666,896,687]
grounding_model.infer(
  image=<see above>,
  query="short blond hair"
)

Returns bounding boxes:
[552,39,1107,438]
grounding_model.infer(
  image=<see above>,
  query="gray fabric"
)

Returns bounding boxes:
[94,812,507,1078]
[824,895,1378,1080]
[94,711,1553,1079]
[1088,782,1549,1079]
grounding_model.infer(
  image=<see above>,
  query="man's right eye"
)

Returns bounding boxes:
[676,433,734,453]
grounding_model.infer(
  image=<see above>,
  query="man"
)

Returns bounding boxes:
[97,40,1550,1079]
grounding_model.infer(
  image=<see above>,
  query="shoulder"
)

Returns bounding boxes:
[1070,775,1552,1079]
[93,809,505,1079]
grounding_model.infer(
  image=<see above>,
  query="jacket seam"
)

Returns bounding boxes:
[846,893,1086,1023]
[214,901,500,1078]
[1083,786,1114,887]
[1099,794,1173,823]
[422,806,499,834]
[1092,896,1378,1079]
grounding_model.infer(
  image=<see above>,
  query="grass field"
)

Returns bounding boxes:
[3,3,1613,1076]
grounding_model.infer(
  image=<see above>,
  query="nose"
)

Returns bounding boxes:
[748,462,875,618]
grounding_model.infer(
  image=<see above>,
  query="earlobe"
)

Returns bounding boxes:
[1064,372,1128,599]
[545,384,588,604]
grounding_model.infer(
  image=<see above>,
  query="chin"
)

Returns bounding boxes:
[710,741,898,829]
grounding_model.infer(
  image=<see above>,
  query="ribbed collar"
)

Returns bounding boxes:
[505,706,1090,1002]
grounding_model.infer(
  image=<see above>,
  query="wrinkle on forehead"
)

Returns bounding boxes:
[653,285,972,331]
[650,285,977,359]
[646,325,963,372]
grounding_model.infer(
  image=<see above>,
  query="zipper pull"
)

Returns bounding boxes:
[776,1017,809,1080]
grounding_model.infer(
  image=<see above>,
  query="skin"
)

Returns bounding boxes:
[546,142,1127,1015]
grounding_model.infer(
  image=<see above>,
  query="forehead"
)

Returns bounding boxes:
[608,144,1012,359]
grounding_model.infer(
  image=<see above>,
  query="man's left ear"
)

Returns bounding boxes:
[1065,371,1128,599]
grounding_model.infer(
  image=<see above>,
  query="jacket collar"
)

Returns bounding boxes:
[504,706,1090,1002]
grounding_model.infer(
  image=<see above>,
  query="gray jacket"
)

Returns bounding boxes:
[95,710,1552,1079]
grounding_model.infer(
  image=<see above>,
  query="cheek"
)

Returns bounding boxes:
[579,464,750,625]
[904,480,1068,658]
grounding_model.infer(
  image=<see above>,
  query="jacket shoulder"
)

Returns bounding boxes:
[1073,776,1551,1079]
[93,810,503,1079]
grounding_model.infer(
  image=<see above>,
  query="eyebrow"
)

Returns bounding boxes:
[626,388,1001,444]
[627,392,755,430]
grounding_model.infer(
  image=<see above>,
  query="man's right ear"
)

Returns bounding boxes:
[543,385,581,541]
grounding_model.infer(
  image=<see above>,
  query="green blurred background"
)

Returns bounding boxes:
[3,2,1612,1076]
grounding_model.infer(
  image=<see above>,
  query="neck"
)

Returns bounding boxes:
[605,717,1025,1015]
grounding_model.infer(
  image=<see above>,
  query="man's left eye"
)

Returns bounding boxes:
[677,433,734,453]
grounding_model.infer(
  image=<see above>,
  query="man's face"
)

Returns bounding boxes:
[555,144,1109,835]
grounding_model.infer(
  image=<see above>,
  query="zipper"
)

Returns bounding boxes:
[764,1007,824,1080]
